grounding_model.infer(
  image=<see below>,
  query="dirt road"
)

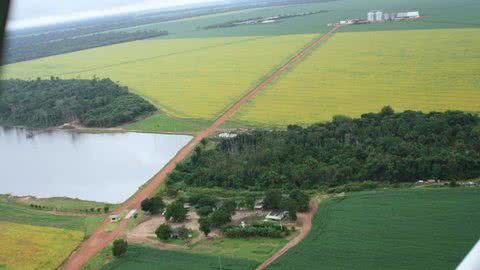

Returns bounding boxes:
[255,201,318,270]
[61,25,340,270]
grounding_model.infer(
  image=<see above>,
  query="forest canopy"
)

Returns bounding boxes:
[0,78,156,128]
[167,107,480,190]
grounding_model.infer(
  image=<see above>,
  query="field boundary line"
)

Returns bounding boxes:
[61,25,340,270]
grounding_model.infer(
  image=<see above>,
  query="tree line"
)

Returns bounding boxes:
[167,107,480,190]
[0,78,156,128]
[3,30,168,64]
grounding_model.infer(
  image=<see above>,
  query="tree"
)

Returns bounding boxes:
[263,190,282,210]
[222,199,237,215]
[210,208,231,228]
[150,196,166,214]
[285,198,298,221]
[155,224,172,240]
[196,206,213,217]
[112,239,128,257]
[199,217,211,236]
[141,198,153,213]
[380,105,394,116]
[165,201,187,223]
[103,205,110,213]
[141,196,165,214]
[289,190,310,212]
[244,195,256,209]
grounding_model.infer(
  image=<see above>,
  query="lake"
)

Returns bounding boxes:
[0,127,192,203]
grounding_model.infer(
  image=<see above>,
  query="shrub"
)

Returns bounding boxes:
[199,217,211,236]
[210,208,231,228]
[155,224,172,240]
[263,189,282,210]
[223,222,290,238]
[112,239,128,257]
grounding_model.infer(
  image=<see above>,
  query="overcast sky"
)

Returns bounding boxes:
[8,0,219,29]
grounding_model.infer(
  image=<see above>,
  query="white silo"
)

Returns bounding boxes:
[375,11,383,21]
[367,11,375,22]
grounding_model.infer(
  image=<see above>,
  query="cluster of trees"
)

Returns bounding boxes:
[223,222,291,238]
[141,196,165,215]
[167,107,480,189]
[4,30,168,64]
[155,224,191,241]
[262,189,310,220]
[0,78,156,128]
[141,196,188,223]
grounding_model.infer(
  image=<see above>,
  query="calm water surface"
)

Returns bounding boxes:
[0,127,191,203]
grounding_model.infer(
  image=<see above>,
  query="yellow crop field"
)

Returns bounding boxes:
[2,34,316,120]
[0,222,83,270]
[230,28,480,127]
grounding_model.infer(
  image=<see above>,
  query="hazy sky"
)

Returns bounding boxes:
[8,0,218,29]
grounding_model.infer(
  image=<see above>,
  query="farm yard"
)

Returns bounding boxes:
[265,188,480,270]
[229,28,480,127]
[0,222,83,270]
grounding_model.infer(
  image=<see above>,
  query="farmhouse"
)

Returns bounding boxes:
[254,199,264,210]
[265,211,288,221]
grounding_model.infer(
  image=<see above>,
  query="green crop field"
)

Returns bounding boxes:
[189,237,288,263]
[266,188,480,270]
[229,28,480,127]
[0,199,103,235]
[0,222,84,270]
[101,245,258,270]
[2,34,316,131]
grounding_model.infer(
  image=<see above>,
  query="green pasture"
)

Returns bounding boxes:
[0,199,103,235]
[100,245,258,270]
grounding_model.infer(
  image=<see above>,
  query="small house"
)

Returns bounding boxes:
[265,211,288,222]
[110,214,121,223]
[254,200,264,210]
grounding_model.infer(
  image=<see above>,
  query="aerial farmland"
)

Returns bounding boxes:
[229,28,480,127]
[1,0,480,269]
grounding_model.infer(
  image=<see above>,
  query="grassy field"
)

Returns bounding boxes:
[0,222,84,270]
[229,28,480,127]
[2,34,316,131]
[0,199,103,235]
[189,237,288,263]
[1,195,116,213]
[100,245,258,270]
[266,188,480,270]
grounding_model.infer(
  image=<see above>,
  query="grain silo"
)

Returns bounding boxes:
[375,11,383,21]
[367,11,375,22]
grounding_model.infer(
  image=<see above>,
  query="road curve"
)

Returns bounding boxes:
[255,201,318,270]
[62,25,340,270]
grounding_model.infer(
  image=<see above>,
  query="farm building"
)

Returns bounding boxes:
[375,11,383,21]
[265,211,288,221]
[396,11,420,19]
[110,214,121,223]
[254,200,264,210]
[367,11,375,22]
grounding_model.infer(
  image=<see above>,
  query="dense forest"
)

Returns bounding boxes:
[4,30,168,64]
[0,78,156,128]
[167,107,480,190]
